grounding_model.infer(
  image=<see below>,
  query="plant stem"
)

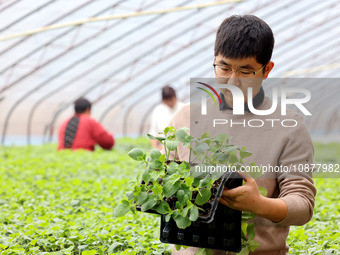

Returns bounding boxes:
[192,152,203,163]
[202,150,209,163]
[197,207,206,212]
[164,141,169,161]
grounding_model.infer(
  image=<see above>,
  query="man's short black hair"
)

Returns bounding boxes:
[74,97,91,113]
[162,85,176,100]
[214,15,274,66]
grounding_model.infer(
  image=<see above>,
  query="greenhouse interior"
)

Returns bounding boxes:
[0,0,339,254]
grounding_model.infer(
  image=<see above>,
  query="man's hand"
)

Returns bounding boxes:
[220,172,288,223]
[220,172,263,213]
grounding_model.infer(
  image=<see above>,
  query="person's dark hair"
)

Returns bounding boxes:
[214,15,274,66]
[162,85,176,100]
[74,97,91,113]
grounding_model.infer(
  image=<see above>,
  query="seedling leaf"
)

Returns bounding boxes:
[128,148,145,161]
[114,202,130,217]
[195,188,211,205]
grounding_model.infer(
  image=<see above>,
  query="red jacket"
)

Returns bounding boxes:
[58,114,114,151]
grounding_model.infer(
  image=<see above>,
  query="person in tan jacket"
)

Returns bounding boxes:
[171,15,316,255]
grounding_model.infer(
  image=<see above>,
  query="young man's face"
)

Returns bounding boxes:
[214,55,274,107]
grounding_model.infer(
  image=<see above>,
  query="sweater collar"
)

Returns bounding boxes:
[219,86,265,112]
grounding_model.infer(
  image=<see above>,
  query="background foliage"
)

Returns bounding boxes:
[0,139,339,254]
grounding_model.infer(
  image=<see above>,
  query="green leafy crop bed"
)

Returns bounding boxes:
[0,139,339,254]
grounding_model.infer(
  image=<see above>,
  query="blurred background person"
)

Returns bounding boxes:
[149,85,183,149]
[58,97,114,151]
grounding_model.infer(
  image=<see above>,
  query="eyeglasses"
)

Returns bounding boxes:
[213,63,265,78]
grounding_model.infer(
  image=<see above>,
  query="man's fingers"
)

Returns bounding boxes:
[236,171,255,183]
[222,186,245,198]
[219,197,229,207]
[220,197,236,210]
[220,197,231,208]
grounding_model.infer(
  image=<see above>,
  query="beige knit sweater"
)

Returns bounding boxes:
[169,97,316,255]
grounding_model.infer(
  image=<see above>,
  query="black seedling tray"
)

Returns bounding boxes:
[195,171,238,223]
[159,173,242,252]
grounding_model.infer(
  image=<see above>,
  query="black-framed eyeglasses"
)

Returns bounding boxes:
[213,63,265,78]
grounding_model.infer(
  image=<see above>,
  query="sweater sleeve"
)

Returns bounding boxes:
[91,119,115,150]
[276,114,317,226]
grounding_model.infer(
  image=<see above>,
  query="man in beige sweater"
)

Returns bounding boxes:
[171,15,316,255]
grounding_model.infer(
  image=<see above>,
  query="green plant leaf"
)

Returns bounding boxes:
[164,127,170,136]
[192,178,201,187]
[82,250,97,255]
[199,176,211,188]
[178,161,190,172]
[248,239,261,252]
[214,134,228,142]
[185,176,194,187]
[247,223,256,240]
[190,165,206,179]
[174,214,191,229]
[128,148,145,161]
[166,140,180,151]
[242,211,256,221]
[176,190,185,203]
[222,145,239,153]
[216,153,228,163]
[113,202,130,217]
[154,201,171,214]
[175,244,182,251]
[259,187,267,197]
[126,191,134,201]
[228,153,239,164]
[152,183,163,195]
[240,150,252,159]
[108,243,123,254]
[142,169,151,184]
[189,206,199,221]
[141,196,158,212]
[165,214,171,222]
[175,128,190,146]
[167,162,179,175]
[159,154,166,163]
[135,192,148,204]
[150,149,162,160]
[237,247,249,255]
[200,133,210,139]
[193,143,210,154]
[194,248,212,255]
[211,169,225,179]
[147,133,165,142]
[149,160,163,170]
[163,181,181,198]
[241,220,248,239]
[175,128,188,142]
[195,188,211,205]
[0,244,9,250]
[182,206,190,217]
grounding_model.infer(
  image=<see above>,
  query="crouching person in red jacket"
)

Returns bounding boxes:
[58,97,115,151]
